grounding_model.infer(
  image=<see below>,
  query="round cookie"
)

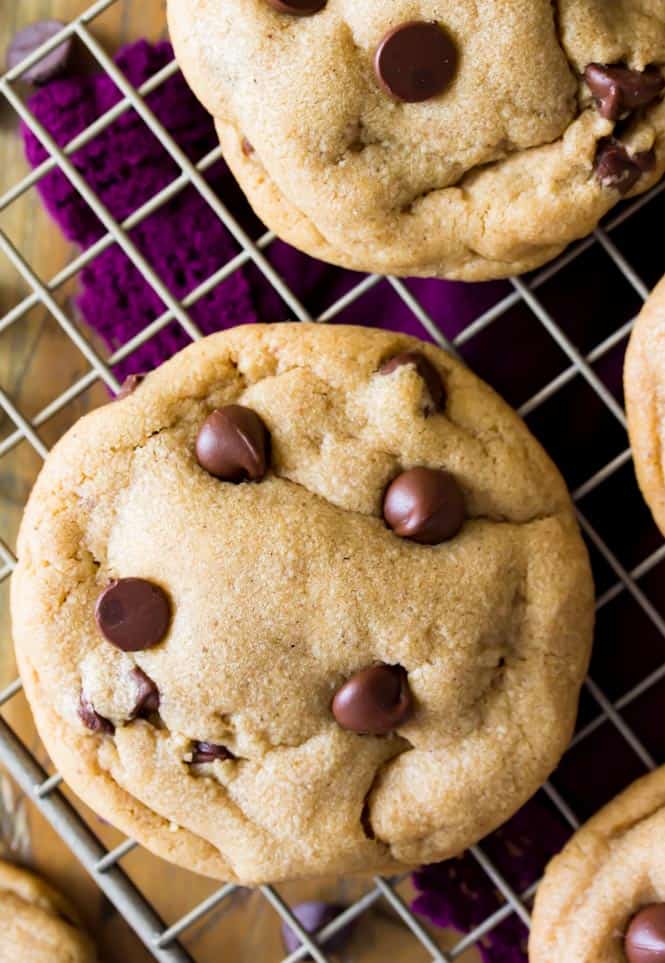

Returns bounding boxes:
[0,860,96,962]
[166,1,665,282]
[625,275,665,535]
[530,768,665,963]
[11,324,594,884]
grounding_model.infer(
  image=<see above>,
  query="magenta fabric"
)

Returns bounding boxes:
[412,796,572,962]
[22,41,255,380]
[21,39,506,382]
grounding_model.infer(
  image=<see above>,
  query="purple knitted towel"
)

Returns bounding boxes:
[412,796,572,962]
[23,41,255,380]
[21,39,507,383]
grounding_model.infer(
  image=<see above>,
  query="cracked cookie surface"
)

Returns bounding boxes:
[530,767,665,963]
[11,324,594,884]
[0,860,97,963]
[625,275,665,536]
[167,0,665,281]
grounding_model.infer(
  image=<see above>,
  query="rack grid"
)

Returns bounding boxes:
[1,4,664,961]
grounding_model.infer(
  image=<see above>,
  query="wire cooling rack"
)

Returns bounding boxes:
[1,3,665,961]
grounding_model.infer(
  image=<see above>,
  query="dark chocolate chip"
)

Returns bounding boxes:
[379,351,446,411]
[129,667,160,718]
[115,373,146,400]
[585,64,664,121]
[6,20,72,85]
[195,405,270,482]
[594,138,656,195]
[189,742,234,764]
[374,21,457,103]
[95,578,171,652]
[78,694,114,735]
[281,901,354,958]
[625,905,665,963]
[265,0,326,14]
[332,664,413,735]
[383,467,465,544]
[241,137,255,156]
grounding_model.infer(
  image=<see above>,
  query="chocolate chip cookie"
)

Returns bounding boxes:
[167,1,665,281]
[530,768,665,963]
[625,275,665,536]
[11,324,594,883]
[0,860,96,962]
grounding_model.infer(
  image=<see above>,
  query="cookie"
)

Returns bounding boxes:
[11,324,594,884]
[166,1,665,281]
[0,860,96,962]
[530,767,665,963]
[625,275,665,536]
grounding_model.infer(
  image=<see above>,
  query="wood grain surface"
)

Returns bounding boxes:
[0,3,479,960]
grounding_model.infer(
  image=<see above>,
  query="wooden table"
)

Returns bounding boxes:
[0,4,479,960]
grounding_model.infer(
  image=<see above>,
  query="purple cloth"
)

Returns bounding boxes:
[22,39,506,383]
[23,41,255,380]
[412,796,572,962]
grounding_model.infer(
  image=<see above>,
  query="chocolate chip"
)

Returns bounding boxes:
[265,0,326,14]
[594,138,656,195]
[6,20,73,85]
[374,21,457,103]
[95,578,171,652]
[383,467,465,544]
[195,405,270,482]
[625,905,665,963]
[332,664,413,735]
[129,667,160,718]
[379,351,446,411]
[189,742,233,764]
[281,902,354,958]
[115,373,146,401]
[78,694,114,735]
[241,137,255,157]
[585,64,664,121]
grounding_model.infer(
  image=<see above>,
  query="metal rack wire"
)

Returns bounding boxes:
[0,3,664,960]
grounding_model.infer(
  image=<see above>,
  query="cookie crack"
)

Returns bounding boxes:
[551,0,565,66]
[359,741,412,847]
[272,466,561,531]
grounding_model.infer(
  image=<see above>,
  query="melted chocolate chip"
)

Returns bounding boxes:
[595,138,656,195]
[195,405,270,482]
[383,467,465,544]
[115,373,146,400]
[625,905,665,963]
[585,64,664,121]
[95,578,171,652]
[374,21,457,103]
[78,694,114,735]
[6,21,72,86]
[189,742,234,764]
[265,0,326,14]
[129,667,160,718]
[379,351,446,411]
[332,664,413,735]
